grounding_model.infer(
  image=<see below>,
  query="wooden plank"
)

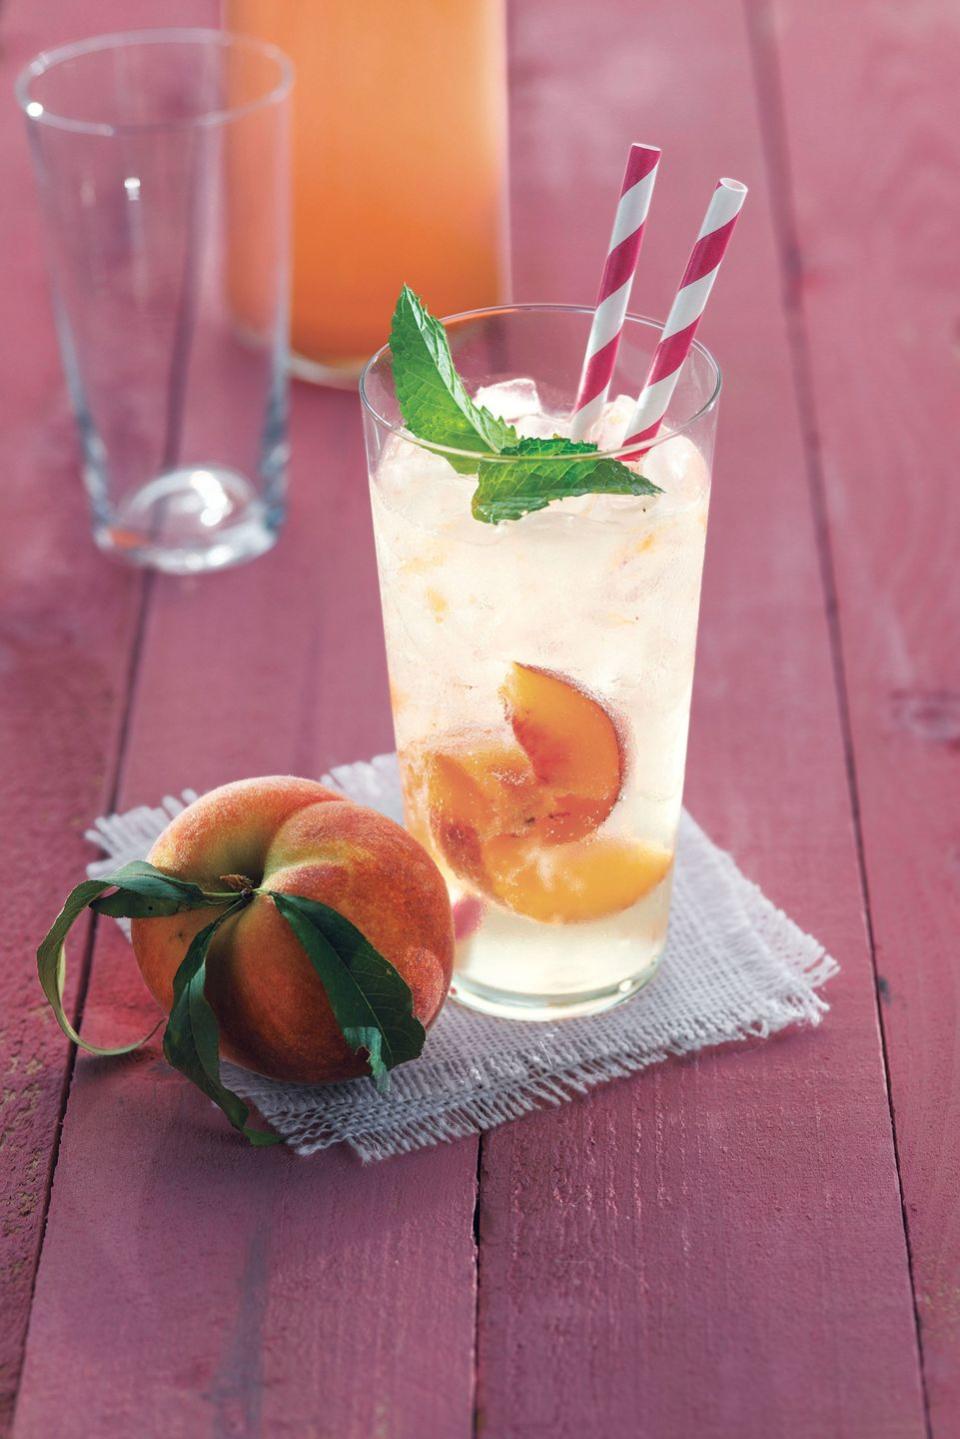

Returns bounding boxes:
[764,2,960,1430]
[0,1,159,1427]
[473,3,928,1436]
[11,371,479,1435]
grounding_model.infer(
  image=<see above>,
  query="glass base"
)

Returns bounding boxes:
[289,347,365,389]
[449,958,662,1022]
[92,466,283,575]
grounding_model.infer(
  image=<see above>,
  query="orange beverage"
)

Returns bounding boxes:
[225,0,509,382]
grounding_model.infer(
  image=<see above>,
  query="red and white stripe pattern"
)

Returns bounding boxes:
[569,143,661,442]
[622,177,747,455]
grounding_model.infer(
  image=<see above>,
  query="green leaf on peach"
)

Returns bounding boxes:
[90,860,216,918]
[162,903,280,1147]
[35,861,219,1058]
[271,891,426,1091]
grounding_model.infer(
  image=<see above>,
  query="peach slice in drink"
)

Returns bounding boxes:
[483,834,673,924]
[413,663,674,924]
[419,663,624,856]
[418,740,544,890]
[425,742,543,838]
[501,662,622,842]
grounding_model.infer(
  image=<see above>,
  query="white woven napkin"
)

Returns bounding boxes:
[86,754,838,1160]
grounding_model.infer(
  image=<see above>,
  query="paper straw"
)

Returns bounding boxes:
[621,177,747,455]
[569,143,661,442]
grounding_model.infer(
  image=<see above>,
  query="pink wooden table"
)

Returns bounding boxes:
[2,1,957,1435]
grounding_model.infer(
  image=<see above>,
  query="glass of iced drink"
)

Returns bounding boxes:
[361,304,720,1019]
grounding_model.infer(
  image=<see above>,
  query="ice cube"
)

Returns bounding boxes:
[641,434,710,506]
[473,377,541,422]
[516,411,571,440]
[374,433,472,528]
[592,392,635,451]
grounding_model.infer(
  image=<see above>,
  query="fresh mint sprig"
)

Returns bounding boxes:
[389,286,662,521]
[473,436,661,524]
[390,284,518,472]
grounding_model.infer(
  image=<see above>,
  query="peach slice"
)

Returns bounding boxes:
[414,665,628,898]
[483,835,673,925]
[418,741,544,889]
[501,663,623,841]
[424,742,540,839]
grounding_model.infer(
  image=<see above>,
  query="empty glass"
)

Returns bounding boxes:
[17,29,292,574]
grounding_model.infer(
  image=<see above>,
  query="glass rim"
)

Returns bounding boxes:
[15,28,294,137]
[359,303,722,465]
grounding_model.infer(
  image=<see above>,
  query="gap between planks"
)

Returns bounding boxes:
[16,568,157,1365]
[471,1133,484,1437]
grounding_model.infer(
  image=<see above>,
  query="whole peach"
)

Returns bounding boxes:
[131,776,454,1083]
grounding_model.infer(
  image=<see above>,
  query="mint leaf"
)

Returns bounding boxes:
[271,892,426,1091]
[163,904,279,1147]
[472,436,662,524]
[390,285,517,473]
[387,287,663,521]
[36,861,227,1058]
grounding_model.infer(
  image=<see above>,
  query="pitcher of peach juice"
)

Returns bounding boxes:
[361,304,720,1020]
[224,0,508,384]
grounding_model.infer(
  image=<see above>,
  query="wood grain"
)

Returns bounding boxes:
[764,1,960,1430]
[0,3,150,1427]
[473,3,928,1436]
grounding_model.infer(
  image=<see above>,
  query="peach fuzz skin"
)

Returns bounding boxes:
[131,777,454,1084]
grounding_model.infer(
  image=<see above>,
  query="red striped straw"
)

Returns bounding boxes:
[569,142,661,442]
[620,177,748,456]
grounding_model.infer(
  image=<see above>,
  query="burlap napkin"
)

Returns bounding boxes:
[86,754,837,1159]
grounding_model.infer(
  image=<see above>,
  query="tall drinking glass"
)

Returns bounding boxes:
[225,0,508,385]
[361,306,720,1020]
[17,30,292,575]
